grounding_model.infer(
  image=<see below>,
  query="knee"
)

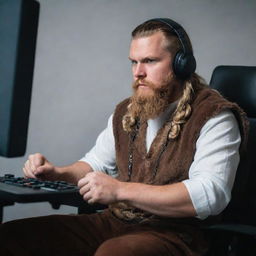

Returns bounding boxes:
[94,232,175,256]
[95,237,134,256]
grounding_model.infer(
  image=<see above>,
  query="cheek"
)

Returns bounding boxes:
[148,69,163,80]
[151,69,172,85]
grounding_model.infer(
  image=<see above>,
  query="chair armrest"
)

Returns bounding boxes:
[206,223,256,236]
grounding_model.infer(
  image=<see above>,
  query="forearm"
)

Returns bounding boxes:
[116,181,196,218]
[55,161,93,185]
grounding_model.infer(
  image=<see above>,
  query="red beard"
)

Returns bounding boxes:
[129,75,174,120]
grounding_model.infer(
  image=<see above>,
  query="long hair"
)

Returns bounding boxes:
[124,20,207,139]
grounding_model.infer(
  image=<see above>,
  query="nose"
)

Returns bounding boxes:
[133,63,146,80]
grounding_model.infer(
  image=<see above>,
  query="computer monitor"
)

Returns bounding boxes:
[0,0,40,157]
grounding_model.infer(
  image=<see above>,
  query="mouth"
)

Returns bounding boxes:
[138,84,151,90]
[133,80,153,91]
[136,81,149,87]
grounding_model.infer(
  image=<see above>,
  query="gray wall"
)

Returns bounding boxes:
[1,0,256,222]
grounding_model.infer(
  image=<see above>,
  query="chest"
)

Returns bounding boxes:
[115,119,193,184]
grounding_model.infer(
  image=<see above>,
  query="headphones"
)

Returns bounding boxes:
[148,18,196,80]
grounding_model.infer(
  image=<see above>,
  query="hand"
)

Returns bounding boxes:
[78,172,121,205]
[23,153,57,180]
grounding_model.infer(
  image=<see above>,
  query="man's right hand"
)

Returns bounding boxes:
[23,153,58,181]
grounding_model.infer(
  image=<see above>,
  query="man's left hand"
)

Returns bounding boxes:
[78,172,121,205]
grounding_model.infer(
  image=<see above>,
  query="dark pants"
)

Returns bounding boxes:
[0,210,205,256]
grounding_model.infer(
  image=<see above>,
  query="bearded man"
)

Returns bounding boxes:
[0,18,248,256]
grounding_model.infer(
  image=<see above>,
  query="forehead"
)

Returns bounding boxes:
[129,31,170,58]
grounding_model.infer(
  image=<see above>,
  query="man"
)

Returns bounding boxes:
[0,18,248,256]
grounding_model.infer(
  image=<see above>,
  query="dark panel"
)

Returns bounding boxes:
[0,0,40,157]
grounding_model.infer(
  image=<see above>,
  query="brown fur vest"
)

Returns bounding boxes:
[109,88,248,223]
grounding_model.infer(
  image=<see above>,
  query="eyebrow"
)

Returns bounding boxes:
[128,56,160,62]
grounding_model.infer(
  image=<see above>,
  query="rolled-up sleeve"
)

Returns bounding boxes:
[182,110,241,219]
[79,114,117,177]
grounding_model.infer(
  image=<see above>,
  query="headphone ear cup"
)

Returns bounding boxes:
[173,51,196,79]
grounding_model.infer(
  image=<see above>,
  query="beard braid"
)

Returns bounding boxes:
[122,75,175,132]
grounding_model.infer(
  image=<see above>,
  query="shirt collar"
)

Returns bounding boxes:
[148,100,178,124]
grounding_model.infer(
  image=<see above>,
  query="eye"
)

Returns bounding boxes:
[144,58,156,63]
[130,60,137,65]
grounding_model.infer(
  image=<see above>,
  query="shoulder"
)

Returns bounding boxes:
[192,88,249,153]
[111,98,131,136]
[200,109,240,139]
[113,98,130,121]
[192,88,243,119]
[114,98,130,113]
[193,88,229,108]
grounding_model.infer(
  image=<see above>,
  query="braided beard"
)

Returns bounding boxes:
[129,74,174,121]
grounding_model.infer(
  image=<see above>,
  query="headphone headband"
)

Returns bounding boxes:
[147,18,196,79]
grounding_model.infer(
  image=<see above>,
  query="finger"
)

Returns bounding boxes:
[78,171,101,188]
[79,184,91,196]
[77,177,90,189]
[82,190,94,203]
[28,155,36,171]
[29,153,44,169]
[34,165,49,176]
[24,160,36,178]
[23,167,36,179]
[87,198,95,205]
[25,159,33,172]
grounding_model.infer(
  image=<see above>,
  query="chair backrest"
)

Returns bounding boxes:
[210,65,256,225]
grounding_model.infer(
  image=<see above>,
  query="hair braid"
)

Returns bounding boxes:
[168,81,194,139]
[122,104,136,132]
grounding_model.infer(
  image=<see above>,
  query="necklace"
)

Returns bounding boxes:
[127,120,170,181]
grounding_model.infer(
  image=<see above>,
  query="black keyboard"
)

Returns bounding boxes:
[0,174,100,223]
[0,174,79,192]
[0,174,91,222]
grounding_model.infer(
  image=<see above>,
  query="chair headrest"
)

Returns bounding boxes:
[210,66,256,118]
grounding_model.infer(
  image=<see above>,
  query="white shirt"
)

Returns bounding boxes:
[80,107,241,220]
